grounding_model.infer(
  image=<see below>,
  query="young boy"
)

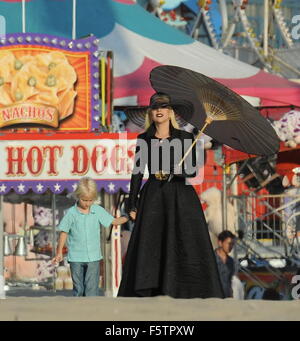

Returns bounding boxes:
[52,177,128,296]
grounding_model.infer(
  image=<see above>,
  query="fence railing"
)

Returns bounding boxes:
[228,193,300,262]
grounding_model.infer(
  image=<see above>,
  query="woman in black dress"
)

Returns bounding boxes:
[118,93,224,299]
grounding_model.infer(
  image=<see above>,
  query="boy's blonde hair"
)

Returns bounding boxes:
[74,177,98,200]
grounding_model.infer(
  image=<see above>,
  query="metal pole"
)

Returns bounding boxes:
[104,191,113,297]
[52,193,56,292]
[272,54,300,76]
[222,158,228,231]
[231,163,239,234]
[222,6,239,49]
[219,0,228,40]
[230,164,239,275]
[22,0,26,34]
[0,195,5,298]
[222,22,236,49]
[263,0,269,58]
[72,0,76,40]
[190,10,202,38]
[12,204,16,280]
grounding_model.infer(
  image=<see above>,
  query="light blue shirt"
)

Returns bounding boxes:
[58,203,114,262]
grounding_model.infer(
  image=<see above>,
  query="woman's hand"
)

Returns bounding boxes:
[129,210,137,221]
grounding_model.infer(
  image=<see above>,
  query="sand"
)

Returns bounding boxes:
[0,296,300,321]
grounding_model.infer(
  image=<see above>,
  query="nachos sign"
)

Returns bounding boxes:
[0,33,100,132]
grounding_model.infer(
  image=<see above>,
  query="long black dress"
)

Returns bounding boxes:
[118,123,224,298]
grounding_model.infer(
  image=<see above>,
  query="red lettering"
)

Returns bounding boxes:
[6,146,25,176]
[110,145,126,174]
[2,109,10,121]
[71,145,89,175]
[91,145,108,174]
[126,143,136,173]
[43,146,63,175]
[28,105,36,118]
[26,146,44,176]
[46,108,54,121]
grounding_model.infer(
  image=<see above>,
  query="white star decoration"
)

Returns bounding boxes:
[36,183,44,192]
[54,183,61,192]
[17,183,25,192]
[0,184,7,192]
[72,183,78,191]
[108,182,115,192]
[126,183,130,192]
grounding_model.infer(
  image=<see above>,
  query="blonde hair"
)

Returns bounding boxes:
[74,177,98,200]
[145,108,179,130]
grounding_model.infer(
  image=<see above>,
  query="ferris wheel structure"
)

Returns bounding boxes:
[220,0,295,70]
[146,0,296,72]
[190,0,221,49]
[272,0,294,48]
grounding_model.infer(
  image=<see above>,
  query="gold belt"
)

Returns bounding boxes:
[155,171,169,181]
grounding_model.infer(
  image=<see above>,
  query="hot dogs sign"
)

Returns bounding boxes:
[0,136,136,194]
[0,33,100,132]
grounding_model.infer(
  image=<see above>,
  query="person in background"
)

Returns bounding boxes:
[52,177,128,296]
[262,288,281,300]
[215,230,236,298]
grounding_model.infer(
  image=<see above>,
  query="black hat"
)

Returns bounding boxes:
[149,92,172,109]
[125,92,194,128]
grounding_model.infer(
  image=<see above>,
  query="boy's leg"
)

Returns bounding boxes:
[69,262,85,296]
[84,261,100,296]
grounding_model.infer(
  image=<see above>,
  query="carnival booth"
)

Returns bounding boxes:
[217,107,300,300]
[0,33,136,297]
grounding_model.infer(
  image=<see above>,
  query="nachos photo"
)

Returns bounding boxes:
[0,50,77,128]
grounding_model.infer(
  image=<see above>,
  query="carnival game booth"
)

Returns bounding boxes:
[0,33,134,298]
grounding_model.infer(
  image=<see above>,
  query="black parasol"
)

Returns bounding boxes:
[150,65,280,156]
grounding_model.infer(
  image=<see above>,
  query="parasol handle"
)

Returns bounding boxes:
[178,117,213,167]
